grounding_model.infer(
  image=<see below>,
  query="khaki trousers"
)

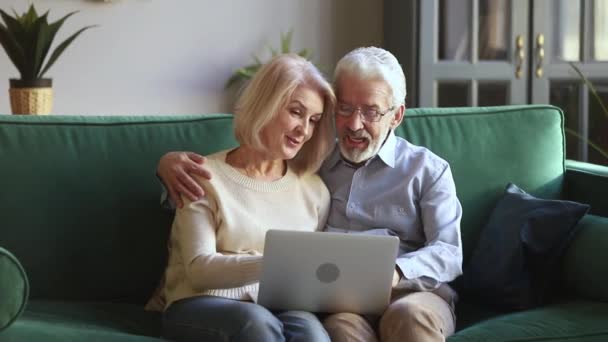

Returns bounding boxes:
[323,290,455,342]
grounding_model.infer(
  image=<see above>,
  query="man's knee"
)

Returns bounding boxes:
[323,313,377,342]
[382,298,437,329]
[379,293,453,342]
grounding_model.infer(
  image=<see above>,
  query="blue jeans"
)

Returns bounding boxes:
[162,296,330,342]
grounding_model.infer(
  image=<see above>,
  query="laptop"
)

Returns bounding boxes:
[258,230,400,315]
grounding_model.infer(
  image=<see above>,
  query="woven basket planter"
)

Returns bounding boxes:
[9,79,53,115]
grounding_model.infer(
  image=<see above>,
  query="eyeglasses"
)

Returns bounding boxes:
[336,103,395,122]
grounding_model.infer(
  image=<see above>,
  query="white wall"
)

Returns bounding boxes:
[0,0,383,115]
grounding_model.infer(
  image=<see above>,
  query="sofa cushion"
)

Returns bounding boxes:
[0,247,28,331]
[563,214,608,302]
[462,183,588,310]
[450,300,608,341]
[0,300,162,341]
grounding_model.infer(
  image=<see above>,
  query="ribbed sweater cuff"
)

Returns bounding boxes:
[207,284,259,300]
[231,256,262,284]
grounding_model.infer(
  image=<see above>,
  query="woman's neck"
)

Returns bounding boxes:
[225,146,286,181]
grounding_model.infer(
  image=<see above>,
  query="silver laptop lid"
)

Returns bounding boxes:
[258,230,399,315]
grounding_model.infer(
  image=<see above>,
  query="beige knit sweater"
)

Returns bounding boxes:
[147,149,330,310]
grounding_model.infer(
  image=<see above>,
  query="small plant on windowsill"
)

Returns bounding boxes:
[567,62,608,163]
[225,30,314,89]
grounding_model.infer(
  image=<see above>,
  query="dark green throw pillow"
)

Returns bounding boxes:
[462,183,589,311]
[0,247,29,331]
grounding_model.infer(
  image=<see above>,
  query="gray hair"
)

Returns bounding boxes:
[334,47,406,106]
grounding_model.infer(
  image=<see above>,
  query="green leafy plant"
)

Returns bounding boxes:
[567,62,608,161]
[225,30,313,89]
[0,4,96,85]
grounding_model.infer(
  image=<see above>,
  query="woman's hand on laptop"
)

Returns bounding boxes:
[158,151,211,208]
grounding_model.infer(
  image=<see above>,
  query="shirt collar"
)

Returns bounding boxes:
[327,130,397,169]
[376,129,397,168]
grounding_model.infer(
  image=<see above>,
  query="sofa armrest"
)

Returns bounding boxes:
[565,160,608,217]
[562,214,608,302]
[0,247,29,331]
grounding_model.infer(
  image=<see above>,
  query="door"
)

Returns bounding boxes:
[419,0,529,107]
[532,0,608,163]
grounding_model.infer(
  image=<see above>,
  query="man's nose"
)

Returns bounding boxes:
[346,110,364,131]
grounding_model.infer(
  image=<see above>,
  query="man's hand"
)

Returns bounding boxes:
[157,151,211,208]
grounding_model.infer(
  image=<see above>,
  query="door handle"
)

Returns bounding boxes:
[515,35,525,79]
[535,33,545,78]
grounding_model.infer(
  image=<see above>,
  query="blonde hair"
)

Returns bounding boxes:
[334,47,406,106]
[234,53,336,174]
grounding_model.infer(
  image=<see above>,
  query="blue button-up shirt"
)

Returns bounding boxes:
[319,130,463,287]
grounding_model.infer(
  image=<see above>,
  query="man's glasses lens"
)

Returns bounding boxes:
[337,105,392,122]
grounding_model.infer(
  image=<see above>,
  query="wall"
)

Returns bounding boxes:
[0,0,383,115]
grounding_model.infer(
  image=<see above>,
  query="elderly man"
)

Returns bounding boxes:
[158,47,463,342]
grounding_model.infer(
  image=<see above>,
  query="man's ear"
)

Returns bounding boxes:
[390,104,406,129]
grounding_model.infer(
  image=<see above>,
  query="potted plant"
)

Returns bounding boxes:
[0,5,95,114]
[225,30,315,89]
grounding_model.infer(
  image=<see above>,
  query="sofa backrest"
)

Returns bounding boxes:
[398,105,566,259]
[0,105,565,303]
[0,114,238,303]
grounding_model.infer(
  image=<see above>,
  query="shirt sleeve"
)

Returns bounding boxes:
[395,163,463,285]
[173,184,262,291]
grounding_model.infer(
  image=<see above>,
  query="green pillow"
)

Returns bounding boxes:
[0,247,29,331]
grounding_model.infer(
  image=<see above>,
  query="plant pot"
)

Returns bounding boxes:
[9,78,53,115]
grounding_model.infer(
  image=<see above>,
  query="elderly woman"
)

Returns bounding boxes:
[147,54,336,342]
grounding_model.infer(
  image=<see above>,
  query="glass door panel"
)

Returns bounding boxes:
[587,82,608,164]
[478,0,510,60]
[420,0,528,107]
[439,0,472,61]
[548,80,608,165]
[437,82,470,107]
[594,0,608,61]
[553,0,581,61]
[550,82,582,160]
[532,0,608,165]
[478,82,508,106]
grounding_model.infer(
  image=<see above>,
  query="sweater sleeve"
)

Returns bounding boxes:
[173,186,262,291]
[317,180,331,231]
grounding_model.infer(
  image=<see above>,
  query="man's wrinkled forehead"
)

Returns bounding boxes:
[335,73,393,104]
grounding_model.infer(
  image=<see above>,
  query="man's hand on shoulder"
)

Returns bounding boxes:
[158,151,211,208]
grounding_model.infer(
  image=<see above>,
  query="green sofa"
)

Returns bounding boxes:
[1,105,607,341]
